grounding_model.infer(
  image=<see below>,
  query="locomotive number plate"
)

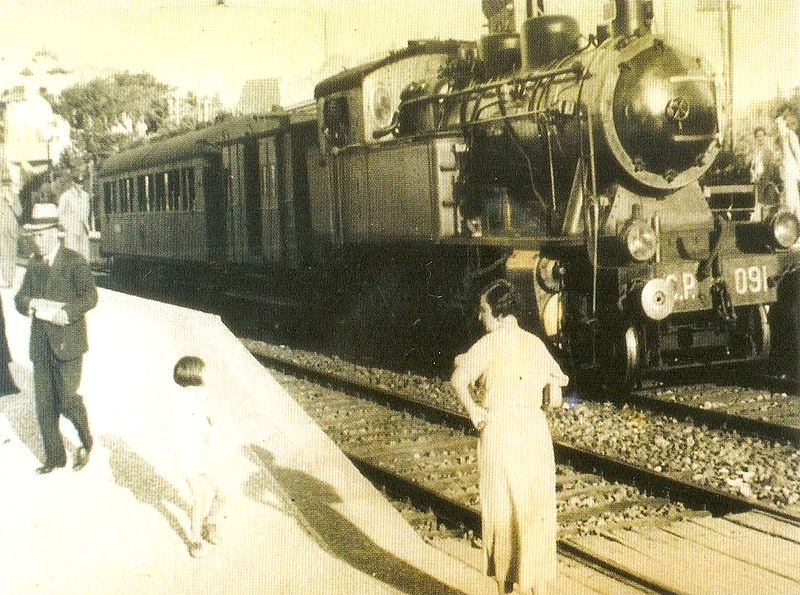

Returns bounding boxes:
[721,257,778,305]
[655,262,708,312]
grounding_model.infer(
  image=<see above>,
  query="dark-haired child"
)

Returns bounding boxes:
[172,356,224,558]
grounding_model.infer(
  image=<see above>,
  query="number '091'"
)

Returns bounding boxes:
[734,266,769,294]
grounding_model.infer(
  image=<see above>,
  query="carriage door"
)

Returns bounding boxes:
[223,140,263,263]
[259,135,283,263]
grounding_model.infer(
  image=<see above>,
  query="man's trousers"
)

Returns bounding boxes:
[33,347,93,467]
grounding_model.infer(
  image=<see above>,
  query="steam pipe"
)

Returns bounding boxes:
[613,0,652,37]
[523,0,545,19]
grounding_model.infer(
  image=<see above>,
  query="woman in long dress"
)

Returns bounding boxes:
[451,279,568,594]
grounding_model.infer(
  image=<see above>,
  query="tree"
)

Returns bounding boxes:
[53,71,171,164]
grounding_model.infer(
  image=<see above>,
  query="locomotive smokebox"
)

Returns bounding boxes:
[521,15,581,70]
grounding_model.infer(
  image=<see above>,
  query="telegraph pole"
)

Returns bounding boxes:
[725,0,734,147]
[697,0,739,149]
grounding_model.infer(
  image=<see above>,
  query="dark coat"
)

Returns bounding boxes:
[15,247,98,362]
[0,291,19,395]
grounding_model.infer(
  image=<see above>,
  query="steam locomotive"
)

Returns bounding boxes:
[98,0,800,390]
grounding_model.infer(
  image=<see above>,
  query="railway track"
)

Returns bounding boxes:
[270,368,696,593]
[249,344,800,522]
[248,342,800,592]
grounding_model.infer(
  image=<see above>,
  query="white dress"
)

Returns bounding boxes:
[57,185,91,260]
[456,317,568,593]
[172,386,212,478]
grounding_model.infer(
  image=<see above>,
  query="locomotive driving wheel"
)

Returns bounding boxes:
[746,304,771,361]
[585,315,644,397]
[561,296,644,397]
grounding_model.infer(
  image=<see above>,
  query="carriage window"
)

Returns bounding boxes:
[128,179,135,212]
[167,169,180,211]
[178,169,187,211]
[154,173,166,211]
[118,180,128,213]
[323,97,350,148]
[137,175,146,211]
[186,169,195,211]
[128,178,135,212]
[146,175,155,211]
[111,181,118,213]
[103,183,112,214]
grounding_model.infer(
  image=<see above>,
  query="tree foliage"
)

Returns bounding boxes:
[704,92,800,185]
[53,72,171,164]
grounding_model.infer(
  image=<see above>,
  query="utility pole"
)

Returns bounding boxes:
[725,0,734,147]
[697,0,739,149]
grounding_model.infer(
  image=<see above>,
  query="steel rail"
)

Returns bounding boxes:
[252,348,800,526]
[621,389,800,445]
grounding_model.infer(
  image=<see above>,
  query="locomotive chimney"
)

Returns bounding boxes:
[612,0,653,37]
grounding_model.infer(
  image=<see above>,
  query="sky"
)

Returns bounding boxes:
[0,0,798,109]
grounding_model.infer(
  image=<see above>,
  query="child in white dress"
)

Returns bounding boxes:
[172,356,224,558]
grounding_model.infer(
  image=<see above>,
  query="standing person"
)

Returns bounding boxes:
[15,202,97,474]
[172,355,225,558]
[57,174,91,261]
[0,167,21,287]
[776,107,800,220]
[749,126,775,222]
[0,291,20,396]
[451,279,568,595]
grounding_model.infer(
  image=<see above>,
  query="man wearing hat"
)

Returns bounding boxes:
[57,173,91,261]
[15,202,97,474]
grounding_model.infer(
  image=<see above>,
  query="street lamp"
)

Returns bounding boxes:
[42,119,59,183]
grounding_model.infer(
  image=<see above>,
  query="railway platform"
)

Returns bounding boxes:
[0,267,497,595]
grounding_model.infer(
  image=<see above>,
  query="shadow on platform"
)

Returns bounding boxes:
[102,434,189,546]
[243,443,466,595]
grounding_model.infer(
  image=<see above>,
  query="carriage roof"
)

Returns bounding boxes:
[99,113,300,176]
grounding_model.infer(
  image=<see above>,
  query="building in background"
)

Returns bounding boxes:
[236,78,280,114]
[167,89,224,127]
[0,84,71,190]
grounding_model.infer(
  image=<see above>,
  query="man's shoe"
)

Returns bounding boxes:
[201,522,218,545]
[73,447,91,471]
[188,541,205,558]
[35,465,61,475]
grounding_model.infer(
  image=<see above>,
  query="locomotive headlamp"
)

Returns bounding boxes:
[771,210,800,249]
[622,219,658,261]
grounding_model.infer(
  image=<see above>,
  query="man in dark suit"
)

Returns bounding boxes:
[15,202,98,474]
